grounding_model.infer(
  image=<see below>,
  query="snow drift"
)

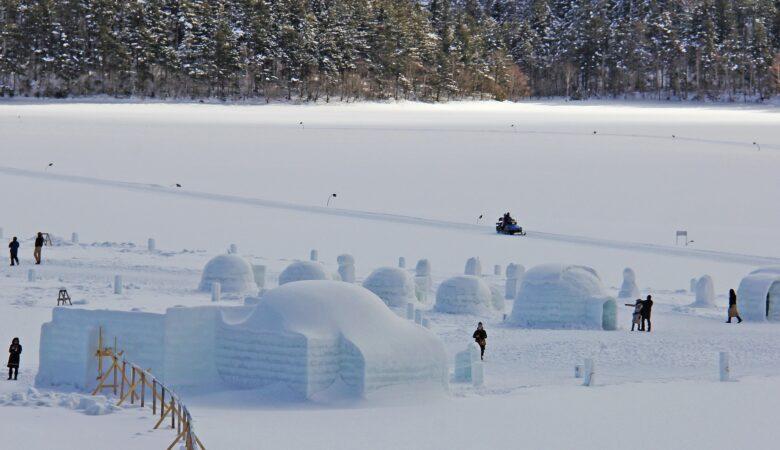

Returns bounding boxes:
[507,264,617,330]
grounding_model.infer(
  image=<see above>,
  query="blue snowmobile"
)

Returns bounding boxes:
[496,214,526,236]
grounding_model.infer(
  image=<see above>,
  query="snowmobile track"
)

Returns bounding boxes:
[1,165,777,267]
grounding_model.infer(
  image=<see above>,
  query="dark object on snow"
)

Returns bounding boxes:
[640,295,653,332]
[727,289,742,323]
[496,213,526,236]
[472,322,487,360]
[9,237,19,266]
[57,289,72,306]
[34,232,44,264]
[175,183,182,188]
[7,338,21,380]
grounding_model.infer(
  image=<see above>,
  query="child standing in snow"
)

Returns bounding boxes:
[473,322,487,360]
[625,300,643,331]
[7,338,21,380]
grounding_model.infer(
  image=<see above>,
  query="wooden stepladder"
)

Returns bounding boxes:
[91,327,206,450]
[57,289,72,306]
[41,232,53,246]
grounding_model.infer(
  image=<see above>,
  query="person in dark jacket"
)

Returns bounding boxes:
[8,237,19,266]
[640,295,653,332]
[727,289,743,323]
[7,338,21,380]
[472,322,487,360]
[34,232,44,264]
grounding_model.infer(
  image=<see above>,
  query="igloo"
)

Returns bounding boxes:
[618,268,639,298]
[362,267,417,307]
[692,275,715,307]
[737,267,780,321]
[507,264,617,330]
[278,261,332,286]
[198,254,257,295]
[435,276,494,315]
[217,281,448,398]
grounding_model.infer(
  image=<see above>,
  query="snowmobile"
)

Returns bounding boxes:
[496,216,526,236]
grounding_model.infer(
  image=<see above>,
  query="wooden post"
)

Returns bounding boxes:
[177,403,182,434]
[131,368,136,404]
[140,372,145,407]
[161,388,165,419]
[152,380,157,414]
[171,398,176,429]
[112,359,118,396]
[119,362,125,399]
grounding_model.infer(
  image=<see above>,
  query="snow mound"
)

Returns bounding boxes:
[618,267,639,298]
[434,276,493,315]
[362,267,417,307]
[278,261,333,285]
[198,254,257,295]
[692,275,715,307]
[216,281,448,399]
[0,388,119,416]
[737,267,780,321]
[508,264,617,330]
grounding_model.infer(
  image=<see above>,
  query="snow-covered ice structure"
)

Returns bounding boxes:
[362,267,417,307]
[278,261,332,285]
[505,263,525,299]
[465,257,482,276]
[37,282,448,400]
[434,276,494,315]
[737,267,780,321]
[618,267,639,298]
[337,254,356,283]
[414,259,432,303]
[507,264,617,330]
[216,281,447,398]
[198,254,257,295]
[692,275,715,307]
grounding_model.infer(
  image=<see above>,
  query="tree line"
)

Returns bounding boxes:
[0,0,778,102]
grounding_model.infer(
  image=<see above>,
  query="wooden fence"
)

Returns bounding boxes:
[92,328,206,450]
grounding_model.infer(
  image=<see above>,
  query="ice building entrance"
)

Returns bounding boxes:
[769,282,780,320]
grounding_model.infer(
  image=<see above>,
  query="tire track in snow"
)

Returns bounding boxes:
[1,165,778,267]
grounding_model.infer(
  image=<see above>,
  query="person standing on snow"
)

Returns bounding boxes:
[726,289,743,323]
[7,338,21,380]
[473,322,487,360]
[33,232,44,264]
[625,299,644,331]
[641,295,653,332]
[8,237,20,266]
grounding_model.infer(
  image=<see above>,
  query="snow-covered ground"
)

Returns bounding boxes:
[0,101,778,449]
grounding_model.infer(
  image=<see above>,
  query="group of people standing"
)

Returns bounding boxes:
[625,295,654,332]
[8,232,46,266]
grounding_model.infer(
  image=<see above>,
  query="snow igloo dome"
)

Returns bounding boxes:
[737,267,780,321]
[434,275,494,315]
[508,264,616,330]
[216,281,448,399]
[362,267,417,307]
[278,261,334,285]
[198,254,257,295]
